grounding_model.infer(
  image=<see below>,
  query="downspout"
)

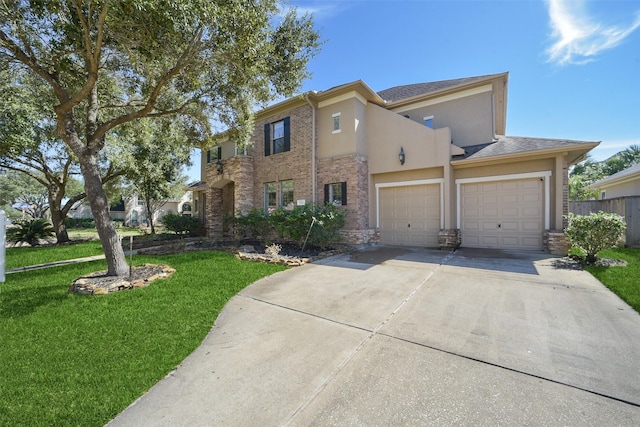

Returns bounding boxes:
[305,93,317,206]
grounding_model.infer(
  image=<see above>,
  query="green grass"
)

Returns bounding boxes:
[585,248,640,313]
[0,251,286,426]
[5,241,105,270]
[67,226,142,240]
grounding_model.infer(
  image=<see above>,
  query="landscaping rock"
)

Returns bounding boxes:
[69,264,176,295]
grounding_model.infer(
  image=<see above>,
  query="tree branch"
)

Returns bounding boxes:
[92,28,204,141]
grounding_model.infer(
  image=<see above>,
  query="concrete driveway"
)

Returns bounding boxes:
[109,247,640,426]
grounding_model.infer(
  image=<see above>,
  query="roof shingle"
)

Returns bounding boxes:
[460,136,598,160]
[377,73,504,103]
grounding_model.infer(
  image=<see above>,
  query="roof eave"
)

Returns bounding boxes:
[384,72,509,108]
[450,142,600,168]
[587,170,640,189]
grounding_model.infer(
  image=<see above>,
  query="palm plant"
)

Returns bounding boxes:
[7,219,55,246]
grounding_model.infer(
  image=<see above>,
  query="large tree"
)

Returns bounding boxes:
[0,66,120,242]
[114,118,192,235]
[0,1,320,276]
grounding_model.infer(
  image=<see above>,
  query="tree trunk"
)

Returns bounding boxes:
[145,200,156,234]
[81,153,128,276]
[50,206,70,244]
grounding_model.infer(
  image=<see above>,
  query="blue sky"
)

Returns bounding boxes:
[188,0,640,181]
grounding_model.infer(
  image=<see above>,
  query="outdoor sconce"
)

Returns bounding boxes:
[399,146,406,165]
[216,159,223,174]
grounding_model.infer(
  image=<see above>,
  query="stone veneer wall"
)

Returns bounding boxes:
[438,229,461,250]
[544,230,570,256]
[205,155,255,238]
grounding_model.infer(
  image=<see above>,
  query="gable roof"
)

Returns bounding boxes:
[452,136,600,166]
[587,163,640,189]
[377,73,506,103]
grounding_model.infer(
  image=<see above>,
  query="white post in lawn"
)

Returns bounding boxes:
[0,210,6,283]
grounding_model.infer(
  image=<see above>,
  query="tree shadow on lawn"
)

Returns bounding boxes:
[0,270,73,319]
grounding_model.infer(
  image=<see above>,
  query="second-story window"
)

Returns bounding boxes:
[264,117,290,156]
[424,115,434,129]
[207,146,222,163]
[332,112,341,133]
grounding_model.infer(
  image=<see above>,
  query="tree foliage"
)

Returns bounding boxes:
[113,118,192,234]
[0,66,119,242]
[0,169,49,219]
[1,1,320,276]
[566,212,626,264]
[569,146,640,201]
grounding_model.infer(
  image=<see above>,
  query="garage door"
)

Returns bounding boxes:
[380,184,440,247]
[461,179,543,250]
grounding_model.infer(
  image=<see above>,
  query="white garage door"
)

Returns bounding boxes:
[461,179,544,250]
[380,184,440,247]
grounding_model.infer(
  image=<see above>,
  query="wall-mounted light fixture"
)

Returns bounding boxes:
[216,159,223,174]
[399,146,406,165]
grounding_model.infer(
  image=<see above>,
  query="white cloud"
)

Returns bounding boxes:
[282,2,345,20]
[545,0,640,65]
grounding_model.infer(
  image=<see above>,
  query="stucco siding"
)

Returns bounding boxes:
[599,180,640,199]
[366,104,451,175]
[396,92,494,147]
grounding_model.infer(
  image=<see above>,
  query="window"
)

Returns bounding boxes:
[137,198,144,206]
[601,191,606,200]
[264,117,291,156]
[265,182,277,213]
[281,180,294,209]
[332,112,341,133]
[195,199,199,213]
[207,146,222,163]
[423,115,434,129]
[182,203,192,212]
[324,182,347,206]
[265,180,295,212]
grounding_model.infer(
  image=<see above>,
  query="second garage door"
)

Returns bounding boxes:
[380,184,440,247]
[461,178,544,250]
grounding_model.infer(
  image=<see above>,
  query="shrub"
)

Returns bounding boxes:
[7,218,55,246]
[565,211,626,264]
[64,217,96,228]
[161,214,202,236]
[230,203,346,249]
[227,208,275,242]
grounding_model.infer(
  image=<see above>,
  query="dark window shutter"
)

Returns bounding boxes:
[324,184,329,205]
[217,146,222,160]
[264,123,271,157]
[283,117,291,152]
[341,181,347,205]
[206,150,211,163]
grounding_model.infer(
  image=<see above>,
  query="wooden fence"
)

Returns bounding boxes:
[569,196,640,248]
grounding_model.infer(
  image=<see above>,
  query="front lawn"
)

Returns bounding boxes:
[5,240,104,270]
[585,248,640,313]
[0,251,286,426]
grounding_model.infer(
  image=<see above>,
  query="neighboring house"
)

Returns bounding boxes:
[193,72,598,253]
[69,192,192,226]
[587,163,640,200]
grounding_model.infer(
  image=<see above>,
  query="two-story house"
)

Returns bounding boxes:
[191,72,598,254]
